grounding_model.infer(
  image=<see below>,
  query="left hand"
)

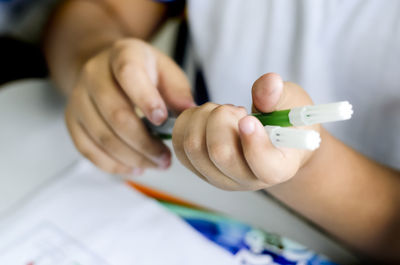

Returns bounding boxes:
[172,73,320,191]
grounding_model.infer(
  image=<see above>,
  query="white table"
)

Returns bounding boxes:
[0,79,358,264]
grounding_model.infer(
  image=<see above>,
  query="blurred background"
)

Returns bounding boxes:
[0,0,57,85]
[0,0,178,86]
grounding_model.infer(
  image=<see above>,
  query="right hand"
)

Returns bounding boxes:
[65,39,195,176]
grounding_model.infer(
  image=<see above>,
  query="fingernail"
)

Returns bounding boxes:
[155,153,171,169]
[239,119,255,135]
[151,108,166,125]
[131,168,144,176]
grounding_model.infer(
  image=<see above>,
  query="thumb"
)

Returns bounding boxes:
[251,73,284,113]
[252,73,313,113]
[156,50,196,114]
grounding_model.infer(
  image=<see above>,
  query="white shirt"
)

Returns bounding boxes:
[187,0,400,169]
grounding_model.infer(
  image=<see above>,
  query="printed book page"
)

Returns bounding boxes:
[0,161,235,265]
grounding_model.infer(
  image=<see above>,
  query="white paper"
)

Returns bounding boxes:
[0,161,235,265]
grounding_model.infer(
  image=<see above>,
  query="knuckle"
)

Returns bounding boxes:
[110,108,131,126]
[98,133,117,150]
[236,106,248,116]
[210,105,234,118]
[183,135,203,155]
[111,46,145,80]
[217,105,232,112]
[94,87,112,104]
[180,107,195,117]
[115,59,138,79]
[201,102,217,109]
[174,109,195,129]
[208,143,235,166]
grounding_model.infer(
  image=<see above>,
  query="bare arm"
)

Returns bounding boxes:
[44,0,168,94]
[269,129,400,262]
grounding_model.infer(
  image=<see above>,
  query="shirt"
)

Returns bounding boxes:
[187,0,400,169]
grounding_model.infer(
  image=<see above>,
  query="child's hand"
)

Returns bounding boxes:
[65,39,195,176]
[172,73,320,190]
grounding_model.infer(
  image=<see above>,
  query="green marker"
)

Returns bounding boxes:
[252,101,353,127]
[144,101,353,150]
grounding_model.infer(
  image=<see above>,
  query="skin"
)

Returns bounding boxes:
[44,0,195,176]
[44,0,400,262]
[173,74,400,263]
[172,74,318,191]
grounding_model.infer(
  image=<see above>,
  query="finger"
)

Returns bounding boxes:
[66,108,135,176]
[182,103,243,191]
[206,105,266,190]
[251,73,284,113]
[86,72,171,168]
[172,107,209,183]
[110,42,168,125]
[238,116,302,186]
[156,50,196,113]
[74,88,156,170]
[252,73,313,113]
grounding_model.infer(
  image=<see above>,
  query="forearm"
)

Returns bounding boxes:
[43,0,168,94]
[268,128,400,261]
